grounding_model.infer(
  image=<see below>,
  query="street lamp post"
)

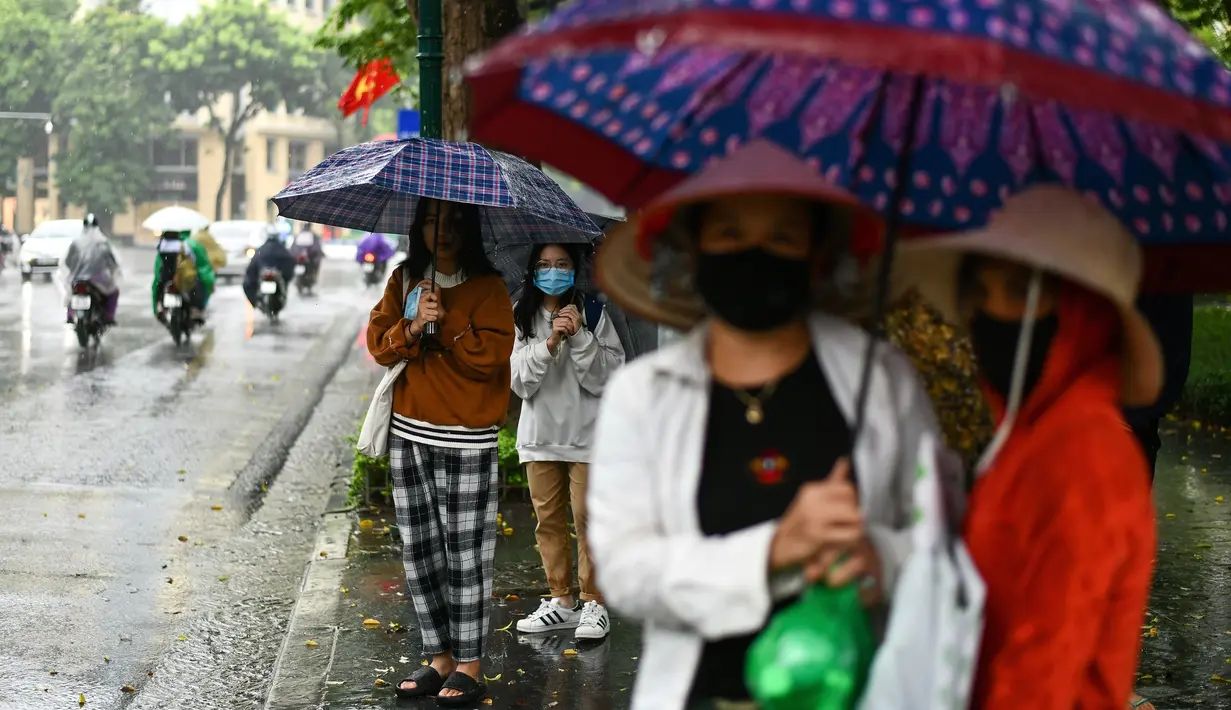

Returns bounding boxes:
[417,0,444,140]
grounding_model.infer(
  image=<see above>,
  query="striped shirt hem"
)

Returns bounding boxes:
[391,414,499,450]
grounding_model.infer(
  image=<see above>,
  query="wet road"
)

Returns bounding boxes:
[0,250,378,710]
[1139,420,1231,708]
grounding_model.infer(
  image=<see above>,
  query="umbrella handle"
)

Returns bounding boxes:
[423,209,442,339]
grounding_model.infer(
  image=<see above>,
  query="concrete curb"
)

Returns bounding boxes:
[264,509,353,710]
[262,362,368,710]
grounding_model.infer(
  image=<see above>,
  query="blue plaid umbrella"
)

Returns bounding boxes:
[271,138,603,249]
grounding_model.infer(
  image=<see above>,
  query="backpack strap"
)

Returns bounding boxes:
[582,293,605,335]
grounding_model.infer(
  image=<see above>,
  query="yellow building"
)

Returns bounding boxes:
[44,0,340,244]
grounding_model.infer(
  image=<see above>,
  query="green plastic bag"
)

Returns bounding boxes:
[745,583,875,710]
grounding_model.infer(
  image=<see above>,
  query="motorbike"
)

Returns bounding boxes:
[157,279,195,346]
[360,252,387,287]
[69,280,107,348]
[294,254,316,296]
[257,268,287,322]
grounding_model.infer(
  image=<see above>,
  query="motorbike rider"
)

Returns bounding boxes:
[356,231,395,276]
[63,213,122,325]
[244,225,297,308]
[290,223,325,279]
[152,229,215,323]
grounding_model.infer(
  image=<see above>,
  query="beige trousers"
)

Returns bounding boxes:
[524,461,600,602]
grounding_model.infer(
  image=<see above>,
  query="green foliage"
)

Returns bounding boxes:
[53,0,176,216]
[1181,306,1231,421]
[316,0,419,104]
[1160,0,1231,60]
[498,426,528,488]
[162,0,329,217]
[0,0,77,197]
[346,417,391,505]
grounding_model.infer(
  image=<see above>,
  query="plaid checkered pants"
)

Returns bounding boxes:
[389,435,499,662]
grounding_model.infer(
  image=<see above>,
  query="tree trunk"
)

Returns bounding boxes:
[214,134,235,222]
[441,0,521,140]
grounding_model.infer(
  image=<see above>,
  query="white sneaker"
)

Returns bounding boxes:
[516,599,580,634]
[574,601,611,640]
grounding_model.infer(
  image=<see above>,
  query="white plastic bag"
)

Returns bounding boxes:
[356,268,411,457]
[859,431,986,710]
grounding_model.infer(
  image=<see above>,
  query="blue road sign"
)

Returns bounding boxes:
[397,109,421,140]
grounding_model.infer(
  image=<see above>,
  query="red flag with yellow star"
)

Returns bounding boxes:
[338,59,400,125]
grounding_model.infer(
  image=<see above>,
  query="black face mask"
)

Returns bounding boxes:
[695,248,811,332]
[968,311,1060,403]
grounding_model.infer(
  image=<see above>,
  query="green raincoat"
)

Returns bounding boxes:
[151,232,216,314]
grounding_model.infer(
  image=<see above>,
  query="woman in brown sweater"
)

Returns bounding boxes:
[366,198,515,706]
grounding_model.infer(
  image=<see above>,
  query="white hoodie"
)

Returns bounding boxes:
[511,301,626,463]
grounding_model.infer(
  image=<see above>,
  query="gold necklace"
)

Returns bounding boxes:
[733,381,779,425]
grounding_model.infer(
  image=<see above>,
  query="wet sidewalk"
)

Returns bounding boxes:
[278,417,1231,710]
[1137,419,1231,708]
[300,497,639,710]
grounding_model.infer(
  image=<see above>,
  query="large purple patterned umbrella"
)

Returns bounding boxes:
[272,138,602,249]
[471,0,1231,141]
[466,3,1231,292]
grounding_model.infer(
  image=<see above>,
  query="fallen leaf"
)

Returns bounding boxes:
[495,620,514,634]
[502,528,514,536]
[48,670,57,676]
[359,519,374,530]
[305,640,319,648]
[482,699,493,705]
[504,594,520,601]
[420,660,430,666]
[210,505,223,511]
[1165,513,1176,519]
[562,648,579,657]
[78,514,86,519]
[516,668,526,676]
[363,618,381,629]
[79,693,86,706]
[176,635,188,641]
[1212,675,1229,684]
[1197,543,1214,549]
[218,575,229,582]
[483,673,502,682]
[103,657,109,663]
[374,678,388,687]
[1216,496,1225,504]
[120,685,136,693]
[319,551,328,558]
[177,536,188,542]
[260,482,268,492]
[339,586,349,594]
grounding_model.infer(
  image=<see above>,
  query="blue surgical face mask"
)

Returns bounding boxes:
[404,286,424,320]
[534,268,575,297]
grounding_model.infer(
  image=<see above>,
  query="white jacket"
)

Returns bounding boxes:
[511,303,626,463]
[588,312,943,710]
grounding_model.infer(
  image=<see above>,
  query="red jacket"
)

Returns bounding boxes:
[965,284,1156,709]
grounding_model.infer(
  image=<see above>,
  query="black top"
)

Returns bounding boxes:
[688,351,854,702]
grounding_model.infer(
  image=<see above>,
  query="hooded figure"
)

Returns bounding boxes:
[356,232,396,263]
[244,226,297,307]
[896,186,1162,709]
[62,214,122,324]
[151,230,215,318]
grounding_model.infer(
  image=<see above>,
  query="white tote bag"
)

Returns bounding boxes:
[356,269,411,457]
[859,431,986,710]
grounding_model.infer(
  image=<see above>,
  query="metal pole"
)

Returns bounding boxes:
[417,0,444,139]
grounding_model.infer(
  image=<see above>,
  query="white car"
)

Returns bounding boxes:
[207,220,273,283]
[19,219,82,282]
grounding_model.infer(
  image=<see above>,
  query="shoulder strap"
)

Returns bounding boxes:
[583,294,604,335]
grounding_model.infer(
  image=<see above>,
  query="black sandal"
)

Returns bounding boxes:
[395,665,445,699]
[434,671,487,707]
